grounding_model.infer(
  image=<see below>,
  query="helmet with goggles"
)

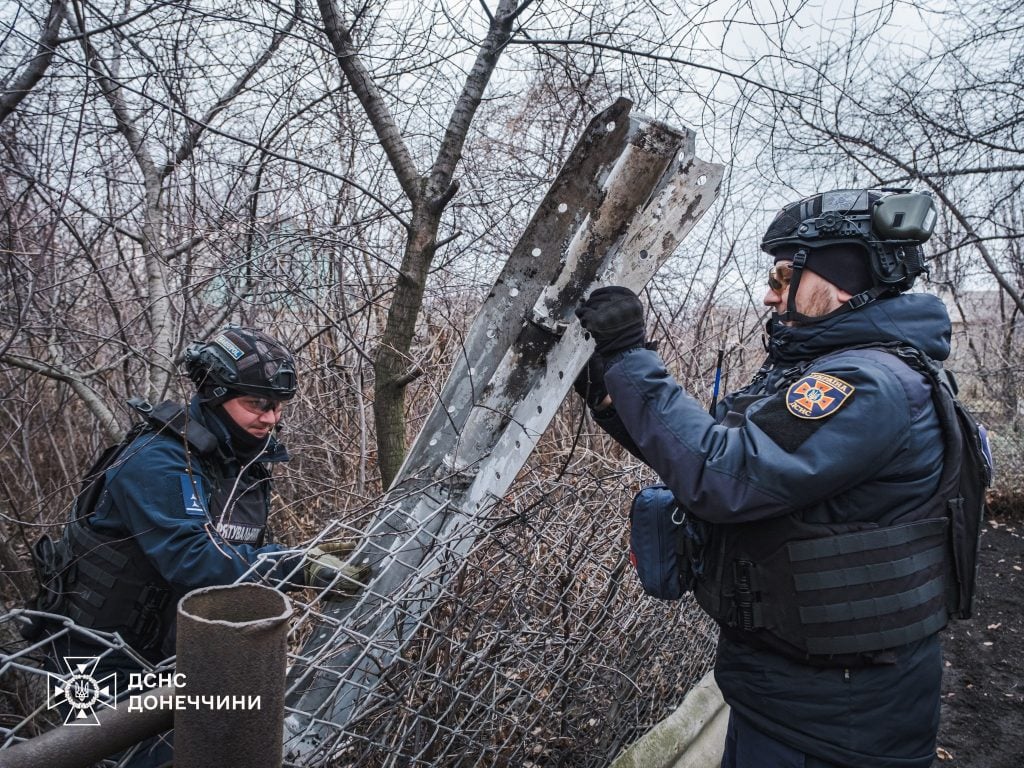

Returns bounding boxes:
[185,327,297,402]
[761,188,937,293]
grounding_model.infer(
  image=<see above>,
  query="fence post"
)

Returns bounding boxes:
[174,583,291,768]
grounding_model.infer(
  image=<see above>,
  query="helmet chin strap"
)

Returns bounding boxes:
[776,248,815,324]
[776,248,887,325]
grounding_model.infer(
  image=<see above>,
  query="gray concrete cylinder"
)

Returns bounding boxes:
[174,583,291,768]
[0,687,174,768]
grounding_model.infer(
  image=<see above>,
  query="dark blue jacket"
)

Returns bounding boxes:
[598,292,951,767]
[61,397,302,660]
[88,396,300,592]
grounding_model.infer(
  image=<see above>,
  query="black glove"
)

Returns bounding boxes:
[575,286,646,357]
[573,340,659,412]
[573,354,609,411]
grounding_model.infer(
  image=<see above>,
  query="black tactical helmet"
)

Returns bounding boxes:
[185,327,297,401]
[761,188,937,293]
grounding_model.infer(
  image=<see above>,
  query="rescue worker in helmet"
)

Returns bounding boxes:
[38,326,365,766]
[576,190,952,768]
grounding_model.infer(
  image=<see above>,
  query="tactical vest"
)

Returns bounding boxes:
[692,345,988,664]
[49,401,275,656]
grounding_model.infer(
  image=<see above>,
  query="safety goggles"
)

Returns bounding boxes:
[767,263,794,292]
[237,396,286,415]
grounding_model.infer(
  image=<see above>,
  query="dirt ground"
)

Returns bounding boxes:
[933,514,1024,767]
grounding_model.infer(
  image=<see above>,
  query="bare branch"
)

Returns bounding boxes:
[0,352,121,441]
[161,1,302,179]
[428,1,519,207]
[509,36,800,100]
[0,0,66,126]
[70,3,159,185]
[316,0,421,202]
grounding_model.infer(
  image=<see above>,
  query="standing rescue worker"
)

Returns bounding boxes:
[33,326,364,766]
[576,189,952,767]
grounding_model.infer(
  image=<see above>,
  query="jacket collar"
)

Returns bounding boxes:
[188,396,290,463]
[766,292,951,367]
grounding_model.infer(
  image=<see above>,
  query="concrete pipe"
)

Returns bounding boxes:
[0,687,174,768]
[173,583,291,768]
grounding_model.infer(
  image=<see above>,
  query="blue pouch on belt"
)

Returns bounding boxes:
[629,484,705,600]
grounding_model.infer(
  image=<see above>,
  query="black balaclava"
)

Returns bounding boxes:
[771,243,883,324]
[208,398,272,462]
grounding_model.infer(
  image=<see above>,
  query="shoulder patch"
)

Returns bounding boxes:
[785,373,855,419]
[179,475,208,517]
[213,333,244,360]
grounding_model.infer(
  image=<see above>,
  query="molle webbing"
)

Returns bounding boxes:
[62,520,172,652]
[782,518,949,655]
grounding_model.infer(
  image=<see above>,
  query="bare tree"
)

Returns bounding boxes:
[2,0,809,487]
[750,2,1023,305]
[745,0,1024,421]
[1,1,302,434]
[312,0,535,486]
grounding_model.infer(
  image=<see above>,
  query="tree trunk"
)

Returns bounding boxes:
[315,0,521,487]
[373,202,440,486]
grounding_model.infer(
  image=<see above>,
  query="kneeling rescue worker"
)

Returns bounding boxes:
[575,189,986,768]
[27,326,367,766]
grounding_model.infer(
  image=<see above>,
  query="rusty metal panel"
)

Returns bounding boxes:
[283,98,724,764]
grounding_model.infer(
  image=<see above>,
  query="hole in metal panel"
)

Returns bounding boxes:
[697,174,707,186]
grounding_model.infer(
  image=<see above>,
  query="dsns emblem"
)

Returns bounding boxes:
[786,373,855,419]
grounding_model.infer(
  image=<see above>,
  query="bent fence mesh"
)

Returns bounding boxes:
[282,459,717,767]
[0,441,718,767]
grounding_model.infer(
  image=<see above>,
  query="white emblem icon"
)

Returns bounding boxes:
[48,657,118,725]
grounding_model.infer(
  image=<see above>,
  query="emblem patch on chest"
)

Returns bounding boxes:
[785,373,855,419]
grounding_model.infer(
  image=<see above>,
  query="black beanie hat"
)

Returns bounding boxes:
[773,244,874,295]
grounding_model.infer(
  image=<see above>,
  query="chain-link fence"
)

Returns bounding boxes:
[5,376,1023,766]
[0,610,172,752]
[0,438,718,767]
[4,308,1022,767]
[4,403,1023,766]
[283,467,716,766]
